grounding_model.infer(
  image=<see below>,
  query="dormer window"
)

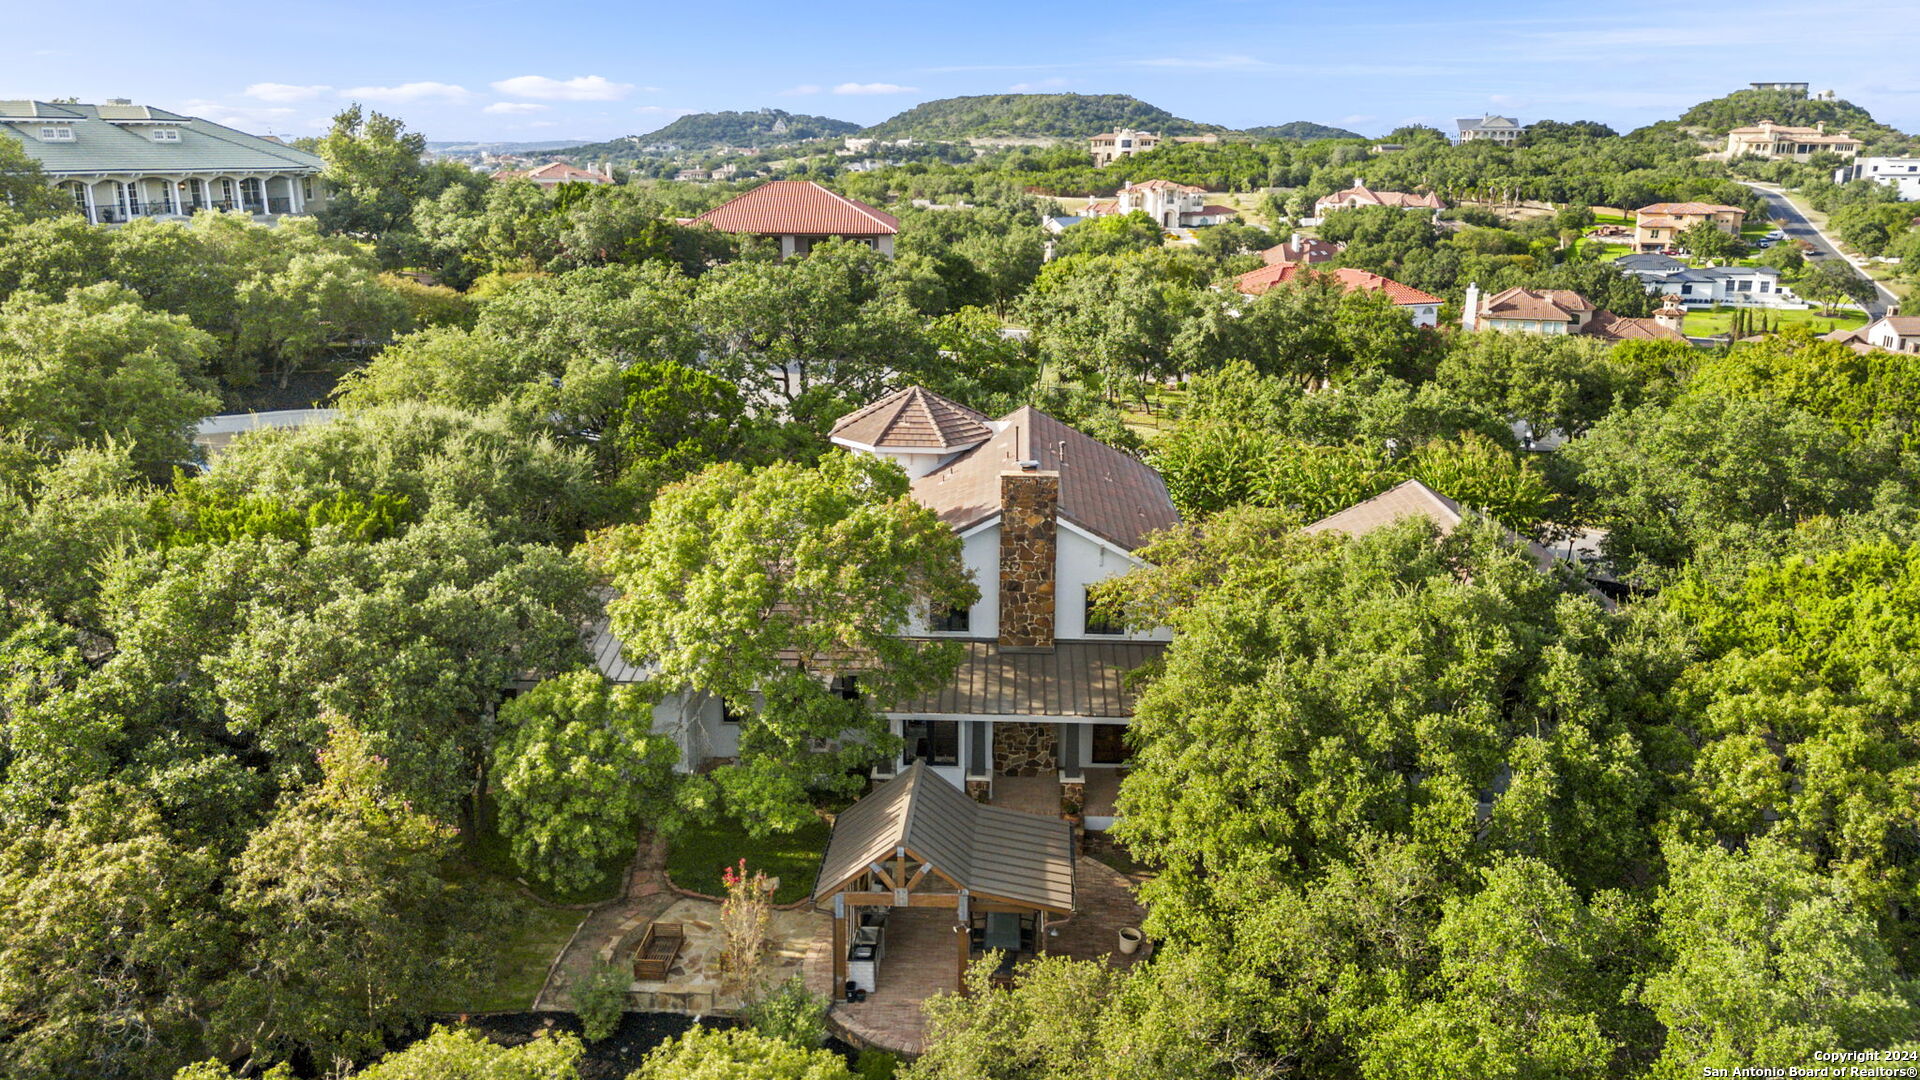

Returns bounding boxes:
[150,128,180,142]
[38,125,73,142]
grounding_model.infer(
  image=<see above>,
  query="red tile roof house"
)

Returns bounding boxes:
[686,179,899,258]
[1233,263,1444,328]
[1313,180,1446,216]
[1261,233,1343,266]
[580,386,1180,832]
[489,161,614,188]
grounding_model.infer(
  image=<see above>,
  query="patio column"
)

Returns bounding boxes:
[954,921,970,994]
[81,182,97,224]
[831,895,848,1001]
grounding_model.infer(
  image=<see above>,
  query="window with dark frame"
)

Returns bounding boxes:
[1091,724,1129,764]
[902,719,960,767]
[832,674,860,701]
[720,700,744,724]
[1084,587,1123,636]
[929,604,971,633]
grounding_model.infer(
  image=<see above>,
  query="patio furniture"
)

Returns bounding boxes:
[631,921,685,980]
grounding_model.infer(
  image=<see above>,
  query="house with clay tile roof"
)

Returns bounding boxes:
[1261,233,1342,266]
[1084,178,1237,229]
[587,386,1179,832]
[0,98,325,223]
[1726,121,1860,162]
[687,179,899,258]
[490,161,614,188]
[1632,201,1746,253]
[1314,180,1446,216]
[1234,264,1444,328]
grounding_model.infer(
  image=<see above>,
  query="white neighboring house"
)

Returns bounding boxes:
[1456,114,1527,145]
[1834,158,1920,200]
[1865,315,1920,354]
[576,387,1182,831]
[1613,255,1804,308]
[1086,179,1237,229]
[1089,129,1160,167]
[1,98,326,223]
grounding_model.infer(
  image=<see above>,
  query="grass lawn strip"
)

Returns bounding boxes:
[666,812,830,905]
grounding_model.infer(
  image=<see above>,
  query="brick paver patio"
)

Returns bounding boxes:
[816,855,1149,1056]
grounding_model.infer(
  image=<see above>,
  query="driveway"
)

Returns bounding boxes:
[1740,181,1896,318]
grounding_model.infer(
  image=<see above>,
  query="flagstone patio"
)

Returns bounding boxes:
[601,896,830,1015]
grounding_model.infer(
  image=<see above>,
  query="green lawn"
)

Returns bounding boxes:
[667,812,831,905]
[1591,212,1633,227]
[432,871,587,1013]
[464,791,632,906]
[1681,306,1868,337]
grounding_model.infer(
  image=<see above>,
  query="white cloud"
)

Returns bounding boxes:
[1009,77,1070,92]
[484,102,550,115]
[832,82,918,95]
[342,82,473,104]
[244,82,332,103]
[490,75,634,101]
[780,84,824,96]
[179,100,295,131]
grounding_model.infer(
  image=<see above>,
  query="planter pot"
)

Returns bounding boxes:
[1118,927,1144,955]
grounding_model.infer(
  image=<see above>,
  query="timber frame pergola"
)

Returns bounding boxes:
[813,761,1076,1001]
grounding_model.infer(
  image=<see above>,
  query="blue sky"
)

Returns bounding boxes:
[5,0,1916,142]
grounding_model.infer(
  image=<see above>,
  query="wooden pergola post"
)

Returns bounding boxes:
[831,895,849,1001]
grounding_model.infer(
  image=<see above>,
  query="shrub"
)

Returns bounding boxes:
[743,975,829,1048]
[855,1049,901,1079]
[574,960,629,1042]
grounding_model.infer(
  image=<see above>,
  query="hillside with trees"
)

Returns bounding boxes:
[861,93,1222,140]
[563,109,860,155]
[1239,121,1364,140]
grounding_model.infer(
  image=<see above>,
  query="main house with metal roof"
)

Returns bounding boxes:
[1,99,326,224]
[583,386,1180,830]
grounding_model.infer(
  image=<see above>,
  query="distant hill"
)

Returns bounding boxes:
[557,109,860,157]
[1240,121,1364,141]
[862,93,1222,141]
[426,139,593,156]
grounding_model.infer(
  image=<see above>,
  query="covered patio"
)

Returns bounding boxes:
[808,761,1148,1054]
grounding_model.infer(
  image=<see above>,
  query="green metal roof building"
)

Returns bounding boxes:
[0,99,328,223]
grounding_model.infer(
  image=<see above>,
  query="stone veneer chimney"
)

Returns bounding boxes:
[997,469,1058,650]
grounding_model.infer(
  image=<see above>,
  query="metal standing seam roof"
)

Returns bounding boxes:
[813,761,1076,912]
[0,101,324,175]
[689,180,899,236]
[891,639,1165,717]
[909,406,1179,553]
[829,386,994,451]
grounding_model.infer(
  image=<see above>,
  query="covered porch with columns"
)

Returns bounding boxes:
[59,171,317,224]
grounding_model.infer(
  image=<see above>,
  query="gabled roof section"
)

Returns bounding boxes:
[813,761,1075,912]
[0,102,323,174]
[1583,310,1685,343]
[910,406,1179,552]
[830,386,993,452]
[689,180,898,236]
[1303,479,1560,571]
[1635,202,1745,217]
[1235,263,1442,306]
[1479,286,1592,322]
[0,100,85,120]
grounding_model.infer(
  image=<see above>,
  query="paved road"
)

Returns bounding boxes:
[1741,181,1896,318]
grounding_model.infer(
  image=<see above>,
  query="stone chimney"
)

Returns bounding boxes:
[1462,282,1481,331]
[997,468,1058,651]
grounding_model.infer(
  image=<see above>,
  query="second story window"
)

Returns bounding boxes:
[720,699,745,724]
[150,128,180,142]
[929,604,971,633]
[832,675,861,701]
[38,125,73,141]
[1084,587,1123,636]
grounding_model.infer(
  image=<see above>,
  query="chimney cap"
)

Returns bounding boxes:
[1016,459,1041,471]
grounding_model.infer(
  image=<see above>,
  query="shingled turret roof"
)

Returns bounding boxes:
[830,386,993,452]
